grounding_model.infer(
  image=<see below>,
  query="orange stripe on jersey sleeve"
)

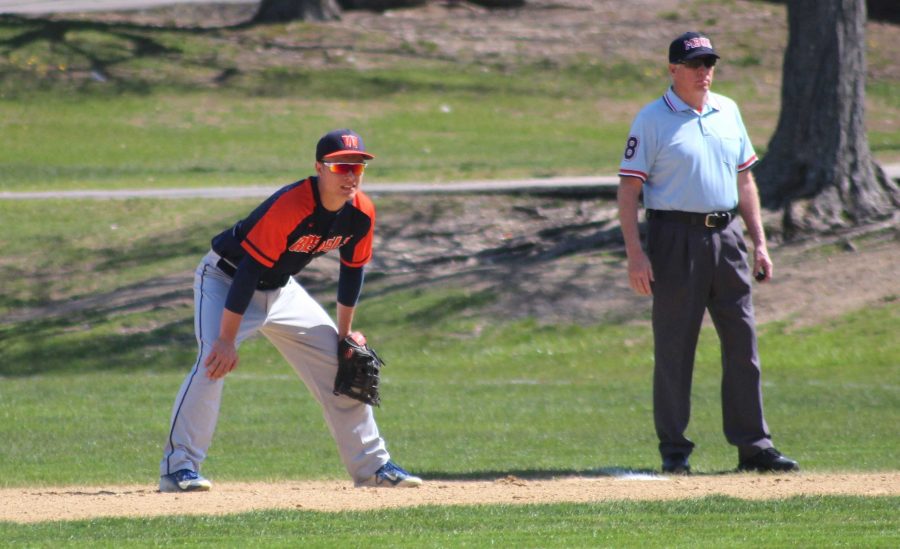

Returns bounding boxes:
[341,191,375,268]
[243,182,316,268]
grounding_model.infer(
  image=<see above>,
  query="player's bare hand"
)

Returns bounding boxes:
[204,338,239,379]
[627,250,654,296]
[346,331,366,346]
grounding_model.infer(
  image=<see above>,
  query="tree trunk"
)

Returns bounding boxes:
[753,0,899,238]
[253,0,342,23]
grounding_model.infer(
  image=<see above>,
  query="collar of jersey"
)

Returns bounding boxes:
[664,87,722,115]
[308,175,347,215]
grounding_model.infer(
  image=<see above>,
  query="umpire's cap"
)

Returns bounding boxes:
[316,129,375,161]
[669,32,720,63]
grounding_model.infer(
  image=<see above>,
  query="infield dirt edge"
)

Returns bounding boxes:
[3,472,898,524]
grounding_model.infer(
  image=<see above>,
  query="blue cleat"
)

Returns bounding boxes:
[356,461,423,488]
[159,469,212,492]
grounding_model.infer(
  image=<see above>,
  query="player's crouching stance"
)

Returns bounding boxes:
[158,129,421,492]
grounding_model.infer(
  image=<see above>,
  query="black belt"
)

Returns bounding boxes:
[646,209,736,228]
[215,257,239,276]
[215,258,287,290]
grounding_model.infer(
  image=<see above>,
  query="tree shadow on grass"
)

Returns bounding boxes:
[0,312,196,377]
[361,220,646,326]
[0,14,185,93]
[1,213,222,313]
[0,195,639,376]
[0,218,228,377]
[0,12,559,98]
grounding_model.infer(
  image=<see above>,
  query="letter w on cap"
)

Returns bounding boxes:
[341,135,359,149]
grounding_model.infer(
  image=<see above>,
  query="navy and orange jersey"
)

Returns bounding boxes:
[211,177,375,289]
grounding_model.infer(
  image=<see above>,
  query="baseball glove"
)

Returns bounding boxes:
[333,334,384,407]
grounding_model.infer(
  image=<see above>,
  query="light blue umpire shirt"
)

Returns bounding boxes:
[618,87,758,213]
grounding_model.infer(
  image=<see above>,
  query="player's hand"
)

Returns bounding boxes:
[627,250,654,296]
[204,338,239,379]
[346,331,366,346]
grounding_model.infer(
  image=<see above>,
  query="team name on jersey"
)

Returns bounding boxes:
[288,234,352,254]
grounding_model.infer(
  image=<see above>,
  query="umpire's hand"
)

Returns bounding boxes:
[627,249,654,296]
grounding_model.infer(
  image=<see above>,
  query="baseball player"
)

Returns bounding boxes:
[159,129,422,492]
[617,32,799,474]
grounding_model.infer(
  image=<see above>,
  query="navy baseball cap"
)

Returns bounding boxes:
[315,129,374,161]
[669,32,720,63]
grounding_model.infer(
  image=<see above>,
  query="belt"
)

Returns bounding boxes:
[646,209,736,228]
[215,257,286,290]
[215,257,238,276]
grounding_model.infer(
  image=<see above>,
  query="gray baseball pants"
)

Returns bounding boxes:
[647,218,773,461]
[160,251,389,482]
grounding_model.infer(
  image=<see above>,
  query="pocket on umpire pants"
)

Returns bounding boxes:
[646,219,685,280]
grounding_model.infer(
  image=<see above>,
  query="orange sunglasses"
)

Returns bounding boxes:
[323,162,366,176]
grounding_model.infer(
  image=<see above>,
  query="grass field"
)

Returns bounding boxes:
[2,497,898,548]
[0,74,649,191]
[2,287,899,484]
[1,2,899,545]
[1,198,898,545]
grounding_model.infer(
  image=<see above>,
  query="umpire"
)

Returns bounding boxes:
[617,32,799,474]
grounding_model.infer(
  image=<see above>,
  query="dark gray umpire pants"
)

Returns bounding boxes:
[646,216,774,460]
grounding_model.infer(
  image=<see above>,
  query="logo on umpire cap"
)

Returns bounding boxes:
[683,36,713,51]
[341,134,360,149]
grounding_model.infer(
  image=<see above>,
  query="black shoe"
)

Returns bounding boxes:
[661,453,690,474]
[738,448,800,473]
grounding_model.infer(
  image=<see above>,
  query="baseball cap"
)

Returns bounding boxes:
[315,129,374,161]
[669,32,720,63]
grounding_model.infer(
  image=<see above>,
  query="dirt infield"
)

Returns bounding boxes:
[2,472,898,524]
